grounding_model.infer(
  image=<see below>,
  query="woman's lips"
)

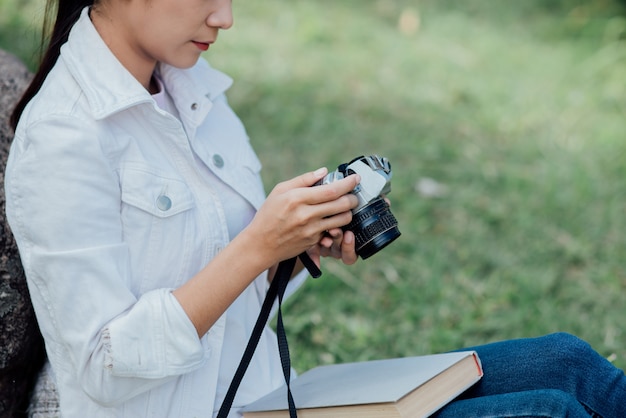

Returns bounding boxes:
[192,41,210,51]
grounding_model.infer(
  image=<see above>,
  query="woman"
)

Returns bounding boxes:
[7,0,626,417]
[8,0,359,416]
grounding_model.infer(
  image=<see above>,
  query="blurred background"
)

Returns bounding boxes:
[1,0,625,372]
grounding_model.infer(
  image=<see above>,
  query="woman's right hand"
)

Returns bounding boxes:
[243,167,361,270]
[174,167,360,337]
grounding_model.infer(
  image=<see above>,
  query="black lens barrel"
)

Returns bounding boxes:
[344,197,401,259]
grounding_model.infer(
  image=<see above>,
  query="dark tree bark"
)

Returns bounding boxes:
[0,49,47,418]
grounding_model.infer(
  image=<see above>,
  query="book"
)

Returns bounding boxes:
[242,351,483,418]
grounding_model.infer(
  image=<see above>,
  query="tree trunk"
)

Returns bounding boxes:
[0,49,47,418]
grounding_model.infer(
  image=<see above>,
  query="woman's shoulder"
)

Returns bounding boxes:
[12,65,107,162]
[19,61,91,131]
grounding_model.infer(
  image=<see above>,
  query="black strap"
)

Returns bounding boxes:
[216,253,321,418]
[275,257,297,418]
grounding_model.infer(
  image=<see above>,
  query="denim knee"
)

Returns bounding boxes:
[538,332,594,366]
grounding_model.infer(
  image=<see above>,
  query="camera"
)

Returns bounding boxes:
[315,155,401,259]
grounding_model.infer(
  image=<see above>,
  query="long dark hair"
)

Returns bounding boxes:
[10,0,94,131]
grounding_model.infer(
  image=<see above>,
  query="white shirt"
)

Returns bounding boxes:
[5,8,306,418]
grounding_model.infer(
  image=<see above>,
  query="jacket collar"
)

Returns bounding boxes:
[156,60,232,138]
[61,7,232,123]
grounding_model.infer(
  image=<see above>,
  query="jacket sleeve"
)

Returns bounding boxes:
[5,115,206,406]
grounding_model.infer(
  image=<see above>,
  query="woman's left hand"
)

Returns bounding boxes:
[305,195,395,267]
[307,227,358,266]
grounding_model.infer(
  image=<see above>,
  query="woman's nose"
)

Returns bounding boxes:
[207,0,234,30]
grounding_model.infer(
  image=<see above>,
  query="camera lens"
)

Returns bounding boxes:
[344,196,401,259]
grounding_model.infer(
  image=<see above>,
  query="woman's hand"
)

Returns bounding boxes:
[244,167,360,271]
[175,168,360,336]
[307,228,358,267]
[307,195,393,268]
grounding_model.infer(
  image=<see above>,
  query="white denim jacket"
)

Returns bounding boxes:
[6,8,305,418]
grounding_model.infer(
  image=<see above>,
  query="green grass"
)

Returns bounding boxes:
[2,0,625,372]
[0,0,45,68]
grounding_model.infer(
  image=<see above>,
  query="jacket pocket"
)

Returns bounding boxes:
[119,165,199,294]
[120,165,195,217]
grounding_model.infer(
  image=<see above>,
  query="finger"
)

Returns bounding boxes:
[325,227,343,240]
[305,193,359,228]
[327,227,344,246]
[341,231,358,265]
[325,228,345,259]
[304,174,361,206]
[319,234,334,248]
[317,210,354,234]
[272,167,329,194]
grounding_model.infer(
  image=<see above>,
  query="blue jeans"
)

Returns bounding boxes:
[433,333,626,418]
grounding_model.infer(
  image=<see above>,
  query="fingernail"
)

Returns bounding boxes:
[314,167,328,177]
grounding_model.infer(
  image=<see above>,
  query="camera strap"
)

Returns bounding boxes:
[216,252,322,418]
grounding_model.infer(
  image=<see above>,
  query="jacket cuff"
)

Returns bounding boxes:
[104,289,205,378]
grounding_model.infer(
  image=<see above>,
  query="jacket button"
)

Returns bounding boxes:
[156,195,172,211]
[191,103,198,110]
[212,154,224,168]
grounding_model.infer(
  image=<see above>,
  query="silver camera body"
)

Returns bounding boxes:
[316,155,400,259]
